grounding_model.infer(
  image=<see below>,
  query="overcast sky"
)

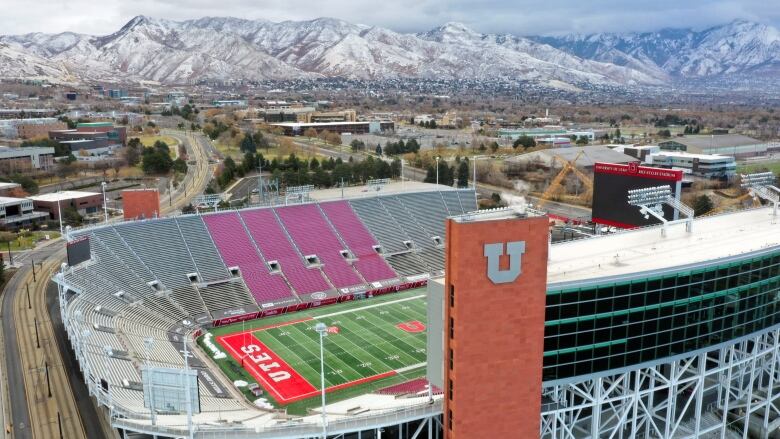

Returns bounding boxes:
[2,0,779,36]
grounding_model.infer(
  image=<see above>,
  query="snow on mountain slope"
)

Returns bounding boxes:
[1,16,774,87]
[535,20,780,80]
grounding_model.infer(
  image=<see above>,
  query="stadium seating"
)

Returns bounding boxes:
[276,204,365,289]
[319,201,398,282]
[440,191,466,215]
[349,197,411,254]
[92,227,157,285]
[175,216,231,283]
[202,213,293,306]
[114,220,199,290]
[458,190,478,212]
[377,196,444,272]
[196,281,258,314]
[169,285,208,317]
[240,208,332,295]
[396,193,447,239]
[59,188,471,431]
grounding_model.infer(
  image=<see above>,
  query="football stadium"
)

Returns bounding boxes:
[54,179,780,438]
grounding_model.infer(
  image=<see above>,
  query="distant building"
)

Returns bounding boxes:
[0,118,66,139]
[0,109,58,120]
[536,137,573,148]
[0,182,21,196]
[107,89,127,99]
[304,109,357,123]
[212,100,248,108]
[646,151,736,178]
[28,191,103,220]
[504,145,637,172]
[260,107,316,123]
[658,134,774,157]
[0,146,55,173]
[613,145,662,161]
[122,189,160,220]
[271,121,394,136]
[0,197,48,229]
[49,122,126,157]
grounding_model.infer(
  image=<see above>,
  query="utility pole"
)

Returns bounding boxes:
[31,258,36,282]
[34,317,40,348]
[26,283,31,309]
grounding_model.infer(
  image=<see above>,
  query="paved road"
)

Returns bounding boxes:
[160,130,215,211]
[227,175,263,201]
[2,242,62,439]
[292,138,362,162]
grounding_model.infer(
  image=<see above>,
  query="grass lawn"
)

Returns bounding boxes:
[737,161,780,175]
[201,288,428,415]
[134,135,180,158]
[1,231,61,251]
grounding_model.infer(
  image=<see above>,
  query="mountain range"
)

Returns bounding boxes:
[1,16,778,90]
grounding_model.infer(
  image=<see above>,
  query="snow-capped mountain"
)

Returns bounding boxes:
[0,16,776,88]
[534,20,780,80]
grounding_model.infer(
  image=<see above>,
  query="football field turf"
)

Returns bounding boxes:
[206,289,428,409]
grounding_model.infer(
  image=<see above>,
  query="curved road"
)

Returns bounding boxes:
[1,130,213,439]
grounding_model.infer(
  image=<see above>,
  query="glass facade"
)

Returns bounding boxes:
[543,250,780,382]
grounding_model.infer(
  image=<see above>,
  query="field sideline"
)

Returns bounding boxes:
[201,288,429,413]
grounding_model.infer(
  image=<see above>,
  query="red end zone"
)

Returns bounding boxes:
[216,318,398,404]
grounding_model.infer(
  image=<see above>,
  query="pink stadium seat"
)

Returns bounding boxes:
[240,209,331,295]
[202,213,293,304]
[276,204,364,289]
[320,201,398,282]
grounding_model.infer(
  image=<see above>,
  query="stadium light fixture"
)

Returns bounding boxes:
[626,185,694,236]
[285,185,314,205]
[103,345,113,412]
[435,156,441,186]
[366,178,390,194]
[741,172,780,217]
[314,322,329,439]
[101,181,108,223]
[143,337,157,426]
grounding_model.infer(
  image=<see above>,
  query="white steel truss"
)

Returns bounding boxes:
[541,326,780,439]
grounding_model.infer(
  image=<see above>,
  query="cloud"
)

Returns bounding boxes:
[2,0,778,36]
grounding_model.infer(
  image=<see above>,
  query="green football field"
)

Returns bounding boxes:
[202,289,429,413]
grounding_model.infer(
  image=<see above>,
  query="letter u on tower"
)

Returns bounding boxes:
[484,241,526,284]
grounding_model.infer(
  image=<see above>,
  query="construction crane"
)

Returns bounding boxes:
[537,150,594,209]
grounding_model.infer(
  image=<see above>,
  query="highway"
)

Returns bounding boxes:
[0,129,214,439]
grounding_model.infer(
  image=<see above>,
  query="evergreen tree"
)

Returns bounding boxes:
[240,133,256,153]
[693,195,714,216]
[456,161,469,188]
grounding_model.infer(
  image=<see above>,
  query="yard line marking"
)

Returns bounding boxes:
[395,363,426,374]
[316,294,426,319]
[284,323,372,382]
[261,327,343,386]
[338,316,421,367]
[357,308,427,361]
